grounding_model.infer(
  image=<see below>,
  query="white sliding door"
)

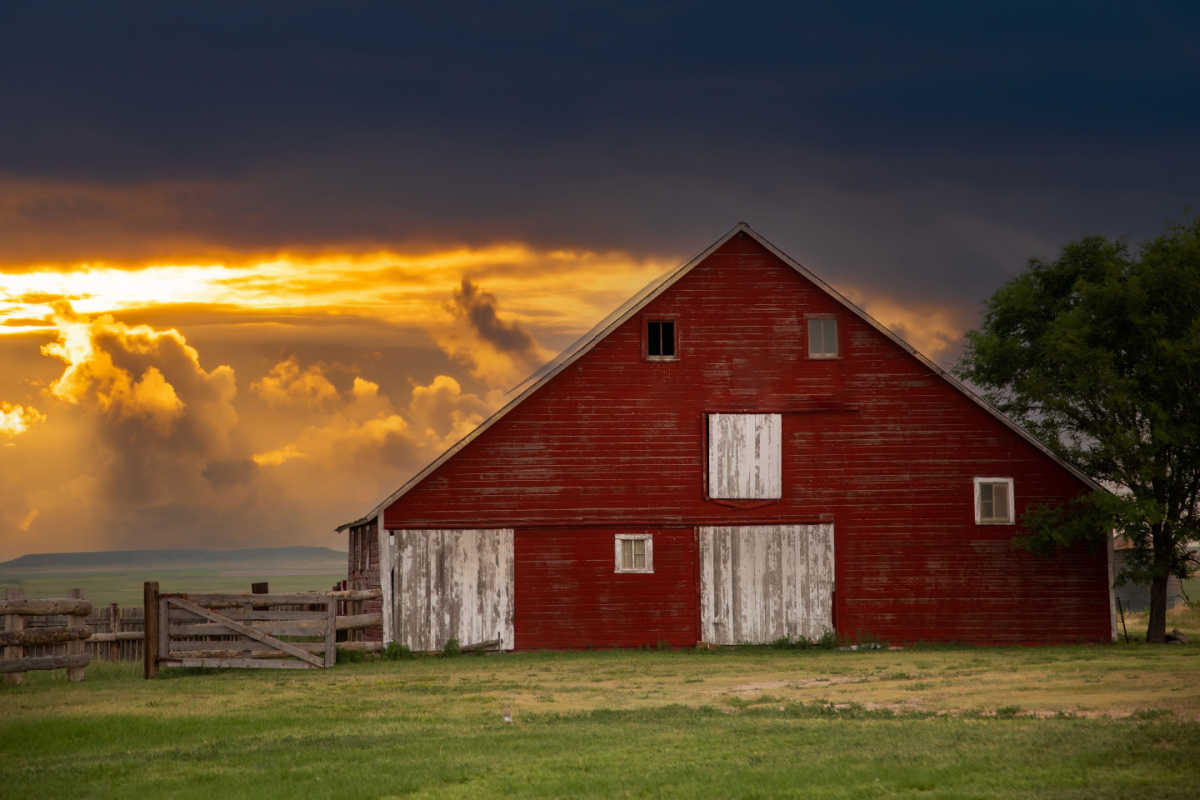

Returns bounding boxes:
[698,524,834,644]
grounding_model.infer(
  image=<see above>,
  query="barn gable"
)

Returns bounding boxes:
[340,223,1097,532]
[341,223,1114,649]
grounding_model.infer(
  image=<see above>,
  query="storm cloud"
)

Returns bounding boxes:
[1,2,1196,558]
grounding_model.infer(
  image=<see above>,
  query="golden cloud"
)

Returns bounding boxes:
[41,305,199,435]
[250,355,340,409]
[0,245,675,344]
[250,359,497,471]
[841,288,970,360]
[0,401,45,438]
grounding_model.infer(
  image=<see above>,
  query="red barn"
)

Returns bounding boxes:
[339,223,1116,650]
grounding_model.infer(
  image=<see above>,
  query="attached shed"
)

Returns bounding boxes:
[340,223,1116,650]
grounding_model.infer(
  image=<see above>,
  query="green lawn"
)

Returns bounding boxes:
[3,639,1199,799]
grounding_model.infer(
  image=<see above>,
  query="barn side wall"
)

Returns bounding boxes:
[347,519,383,642]
[514,527,698,650]
[384,234,1112,646]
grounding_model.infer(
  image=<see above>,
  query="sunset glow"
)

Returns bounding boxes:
[0,246,677,338]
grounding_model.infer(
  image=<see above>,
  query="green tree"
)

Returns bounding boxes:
[955,215,1200,643]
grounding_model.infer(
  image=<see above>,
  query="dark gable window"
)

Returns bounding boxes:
[646,318,677,360]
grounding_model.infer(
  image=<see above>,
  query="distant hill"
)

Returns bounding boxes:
[0,546,345,572]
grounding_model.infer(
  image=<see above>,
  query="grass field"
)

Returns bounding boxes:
[3,605,1199,799]
[0,568,346,608]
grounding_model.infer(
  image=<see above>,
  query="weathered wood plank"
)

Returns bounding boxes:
[167,621,326,637]
[326,589,383,601]
[88,631,144,643]
[0,653,91,674]
[144,582,159,679]
[169,640,325,653]
[0,598,91,616]
[698,525,834,645]
[391,529,514,652]
[335,612,381,631]
[162,658,314,669]
[66,589,87,681]
[0,627,93,647]
[167,608,328,622]
[164,592,331,607]
[165,598,326,667]
[4,587,25,685]
[324,597,336,667]
[708,414,782,499]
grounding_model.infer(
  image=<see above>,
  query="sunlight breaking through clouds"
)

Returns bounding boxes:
[0,246,677,339]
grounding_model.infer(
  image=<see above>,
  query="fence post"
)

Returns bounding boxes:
[109,603,121,662]
[66,589,86,681]
[144,582,159,679]
[325,596,337,667]
[4,588,24,685]
[351,580,365,643]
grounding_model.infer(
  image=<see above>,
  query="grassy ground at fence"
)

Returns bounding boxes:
[2,612,1199,800]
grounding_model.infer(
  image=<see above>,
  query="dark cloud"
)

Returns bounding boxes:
[450,278,540,355]
[0,2,1195,314]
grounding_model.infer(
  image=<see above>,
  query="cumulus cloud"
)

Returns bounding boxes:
[250,355,341,409]
[38,304,239,505]
[250,360,496,474]
[438,278,555,388]
[0,401,44,438]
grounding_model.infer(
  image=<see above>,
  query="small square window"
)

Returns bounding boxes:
[645,318,677,361]
[808,317,838,358]
[974,478,1014,524]
[615,534,654,573]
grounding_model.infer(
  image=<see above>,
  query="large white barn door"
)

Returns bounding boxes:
[698,524,834,644]
[391,529,514,652]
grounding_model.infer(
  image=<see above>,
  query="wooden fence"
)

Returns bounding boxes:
[145,582,382,676]
[2,588,92,683]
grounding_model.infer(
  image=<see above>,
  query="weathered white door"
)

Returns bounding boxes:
[698,524,834,644]
[391,529,514,651]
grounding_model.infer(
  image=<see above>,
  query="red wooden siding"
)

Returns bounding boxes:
[383,234,1110,645]
[514,527,698,650]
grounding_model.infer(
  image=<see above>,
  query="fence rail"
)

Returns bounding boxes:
[2,588,92,682]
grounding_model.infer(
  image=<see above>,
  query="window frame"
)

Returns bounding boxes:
[806,315,840,360]
[614,533,654,574]
[974,477,1015,525]
[642,315,680,362]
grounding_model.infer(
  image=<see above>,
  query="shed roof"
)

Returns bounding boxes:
[336,222,1101,533]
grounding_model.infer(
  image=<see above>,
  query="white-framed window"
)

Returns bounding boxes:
[615,534,654,573]
[808,317,838,358]
[974,478,1015,524]
[707,413,782,500]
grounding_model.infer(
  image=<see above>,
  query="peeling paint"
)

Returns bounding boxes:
[392,529,514,651]
[699,524,834,644]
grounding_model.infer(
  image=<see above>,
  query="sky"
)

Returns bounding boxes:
[1,2,1197,560]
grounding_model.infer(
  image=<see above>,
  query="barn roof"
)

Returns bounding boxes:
[336,222,1101,533]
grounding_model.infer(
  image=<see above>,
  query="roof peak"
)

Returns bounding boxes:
[336,223,1099,532]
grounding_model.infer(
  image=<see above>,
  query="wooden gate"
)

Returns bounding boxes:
[698,524,835,645]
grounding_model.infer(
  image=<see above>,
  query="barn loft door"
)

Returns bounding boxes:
[698,524,834,645]
[391,529,514,652]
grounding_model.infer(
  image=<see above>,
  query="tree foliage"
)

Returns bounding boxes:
[955,214,1200,642]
